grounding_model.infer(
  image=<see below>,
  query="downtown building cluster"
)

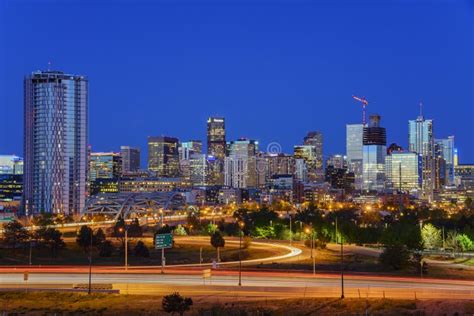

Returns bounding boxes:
[0,69,473,215]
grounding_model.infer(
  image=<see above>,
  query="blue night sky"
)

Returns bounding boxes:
[1,0,473,166]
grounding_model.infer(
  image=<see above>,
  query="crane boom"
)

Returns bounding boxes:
[352,95,369,126]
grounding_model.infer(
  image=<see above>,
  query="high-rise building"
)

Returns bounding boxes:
[303,131,324,181]
[0,155,23,175]
[120,146,141,174]
[189,153,208,186]
[148,136,180,177]
[179,140,202,160]
[89,152,122,182]
[23,71,88,215]
[207,117,226,185]
[326,154,346,169]
[409,113,434,200]
[385,152,421,194]
[224,138,258,188]
[346,124,364,190]
[294,145,318,182]
[435,136,455,186]
[207,117,226,159]
[362,114,387,192]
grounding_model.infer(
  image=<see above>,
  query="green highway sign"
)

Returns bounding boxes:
[155,233,173,249]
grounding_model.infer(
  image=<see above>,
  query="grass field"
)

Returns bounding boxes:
[0,292,472,315]
[0,237,277,266]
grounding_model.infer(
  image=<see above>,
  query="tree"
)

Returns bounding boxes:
[206,223,218,235]
[456,234,473,252]
[379,245,411,270]
[99,240,114,257]
[421,224,442,249]
[134,240,150,257]
[174,225,187,236]
[2,220,30,249]
[76,226,93,252]
[128,218,143,238]
[210,231,225,262]
[94,228,106,245]
[36,227,65,257]
[162,292,193,316]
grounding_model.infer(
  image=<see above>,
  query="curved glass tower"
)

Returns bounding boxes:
[23,71,88,215]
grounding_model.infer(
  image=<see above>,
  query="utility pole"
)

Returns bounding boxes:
[341,235,345,299]
[239,222,244,286]
[88,228,93,295]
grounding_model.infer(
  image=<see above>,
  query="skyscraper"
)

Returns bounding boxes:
[207,117,226,185]
[435,136,455,186]
[362,114,386,191]
[224,138,258,188]
[385,152,421,194]
[303,131,324,181]
[89,152,122,181]
[148,136,180,177]
[23,70,88,215]
[294,145,317,182]
[120,146,141,173]
[409,113,434,200]
[346,124,364,190]
[207,117,226,159]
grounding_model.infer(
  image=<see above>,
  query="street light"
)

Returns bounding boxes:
[239,221,245,286]
[88,227,94,295]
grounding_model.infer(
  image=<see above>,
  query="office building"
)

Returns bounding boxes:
[409,113,435,200]
[455,164,474,190]
[179,140,202,160]
[120,146,140,174]
[326,154,346,169]
[148,136,180,177]
[0,174,23,201]
[435,136,455,186]
[346,124,364,190]
[23,70,88,215]
[385,152,421,194]
[0,155,23,175]
[303,131,324,181]
[224,138,258,188]
[207,117,226,185]
[189,153,208,186]
[362,114,386,191]
[89,152,122,182]
[294,145,319,182]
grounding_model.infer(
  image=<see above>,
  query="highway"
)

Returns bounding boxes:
[1,270,473,300]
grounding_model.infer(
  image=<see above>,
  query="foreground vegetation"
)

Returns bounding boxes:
[0,291,473,315]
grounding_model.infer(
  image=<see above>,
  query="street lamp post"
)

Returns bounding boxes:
[239,222,245,286]
[119,226,128,271]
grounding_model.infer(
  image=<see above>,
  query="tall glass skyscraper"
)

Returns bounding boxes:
[23,71,88,215]
[385,152,421,194]
[120,146,141,173]
[147,136,180,177]
[346,124,364,190]
[409,114,434,200]
[362,114,386,192]
[224,138,258,188]
[207,117,226,185]
[435,136,455,186]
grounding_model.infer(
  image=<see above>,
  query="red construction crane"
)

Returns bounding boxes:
[352,95,369,126]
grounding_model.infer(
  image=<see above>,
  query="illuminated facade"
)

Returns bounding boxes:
[207,117,226,185]
[346,124,364,190]
[89,152,122,181]
[409,115,434,200]
[148,136,180,177]
[385,152,421,194]
[23,71,88,215]
[120,146,140,173]
[303,131,324,181]
[224,139,258,188]
[189,153,208,186]
[362,115,386,192]
[294,145,317,182]
[435,136,455,186]
[119,177,190,192]
[0,155,24,175]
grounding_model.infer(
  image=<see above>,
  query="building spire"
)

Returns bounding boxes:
[47,61,52,71]
[418,101,423,119]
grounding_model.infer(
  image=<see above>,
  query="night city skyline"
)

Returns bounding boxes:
[1,1,474,314]
[1,1,473,164]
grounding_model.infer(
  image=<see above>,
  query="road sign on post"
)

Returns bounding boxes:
[154,233,173,249]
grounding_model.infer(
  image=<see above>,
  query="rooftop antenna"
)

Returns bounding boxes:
[419,101,423,118]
